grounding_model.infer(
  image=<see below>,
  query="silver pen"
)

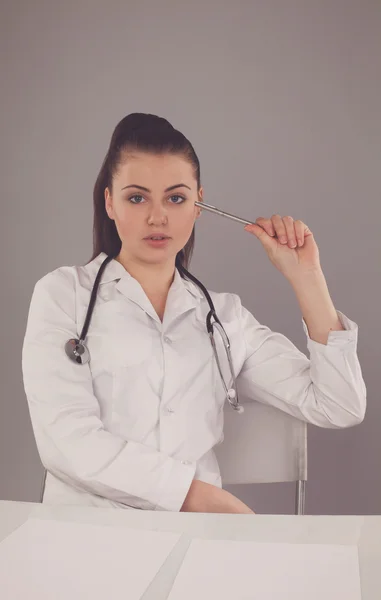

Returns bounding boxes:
[194,200,255,226]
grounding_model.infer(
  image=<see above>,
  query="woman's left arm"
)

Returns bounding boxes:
[244,213,348,345]
[237,214,367,427]
[289,268,343,345]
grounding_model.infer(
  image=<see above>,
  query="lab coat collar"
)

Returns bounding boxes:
[84,252,204,326]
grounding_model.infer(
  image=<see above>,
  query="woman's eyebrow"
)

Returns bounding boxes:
[121,183,191,192]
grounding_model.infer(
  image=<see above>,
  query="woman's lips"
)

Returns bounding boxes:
[144,238,171,247]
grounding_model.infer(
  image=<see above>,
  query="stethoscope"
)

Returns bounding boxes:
[64,254,244,413]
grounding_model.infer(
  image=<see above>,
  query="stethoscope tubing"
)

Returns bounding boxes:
[64,255,243,412]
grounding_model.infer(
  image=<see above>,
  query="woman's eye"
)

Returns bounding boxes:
[128,195,186,204]
[169,195,186,204]
[128,195,144,204]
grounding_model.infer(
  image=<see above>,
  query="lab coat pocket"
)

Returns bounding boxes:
[110,366,142,437]
[85,299,154,376]
[85,300,154,439]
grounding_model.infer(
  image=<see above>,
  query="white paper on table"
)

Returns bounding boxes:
[0,517,181,600]
[167,538,362,600]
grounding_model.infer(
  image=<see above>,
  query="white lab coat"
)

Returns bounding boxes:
[21,252,366,511]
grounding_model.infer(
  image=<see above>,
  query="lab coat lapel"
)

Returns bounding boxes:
[115,276,159,322]
[115,265,201,326]
[87,253,203,326]
[162,268,202,327]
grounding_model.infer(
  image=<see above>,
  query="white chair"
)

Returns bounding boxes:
[215,397,307,515]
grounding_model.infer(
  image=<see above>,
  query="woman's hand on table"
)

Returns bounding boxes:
[180,479,255,514]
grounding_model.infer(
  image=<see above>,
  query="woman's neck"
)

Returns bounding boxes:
[115,253,176,298]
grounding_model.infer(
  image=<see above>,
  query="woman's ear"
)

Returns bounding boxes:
[104,187,115,220]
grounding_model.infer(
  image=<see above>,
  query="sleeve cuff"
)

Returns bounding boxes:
[302,309,358,348]
[153,458,197,512]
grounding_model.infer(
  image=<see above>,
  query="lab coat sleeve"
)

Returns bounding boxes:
[234,295,367,428]
[21,270,196,512]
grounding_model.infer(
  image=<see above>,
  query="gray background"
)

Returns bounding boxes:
[1,0,379,515]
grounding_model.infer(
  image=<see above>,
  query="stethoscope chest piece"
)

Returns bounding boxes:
[65,338,90,365]
[227,388,245,413]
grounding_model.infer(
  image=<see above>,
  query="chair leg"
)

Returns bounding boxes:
[295,480,306,515]
[39,468,47,503]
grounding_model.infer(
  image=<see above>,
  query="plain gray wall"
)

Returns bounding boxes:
[1,0,380,515]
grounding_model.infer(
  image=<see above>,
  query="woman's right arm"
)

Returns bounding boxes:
[22,269,197,512]
[180,480,255,514]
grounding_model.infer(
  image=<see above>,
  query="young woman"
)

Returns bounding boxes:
[22,113,366,513]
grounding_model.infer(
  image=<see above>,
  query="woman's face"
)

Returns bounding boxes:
[105,151,203,265]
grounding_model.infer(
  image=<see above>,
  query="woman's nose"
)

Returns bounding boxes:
[148,208,168,224]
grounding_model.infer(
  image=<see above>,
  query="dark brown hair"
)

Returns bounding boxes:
[88,113,201,277]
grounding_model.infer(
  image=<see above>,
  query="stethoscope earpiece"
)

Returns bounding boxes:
[64,338,90,365]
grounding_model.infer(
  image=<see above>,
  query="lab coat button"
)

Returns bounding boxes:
[181,460,191,465]
[166,407,174,414]
[163,336,172,344]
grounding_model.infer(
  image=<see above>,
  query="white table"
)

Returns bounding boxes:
[0,500,380,599]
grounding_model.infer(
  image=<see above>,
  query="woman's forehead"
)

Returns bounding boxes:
[117,152,193,180]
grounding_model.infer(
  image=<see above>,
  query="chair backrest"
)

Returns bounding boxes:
[215,399,308,485]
